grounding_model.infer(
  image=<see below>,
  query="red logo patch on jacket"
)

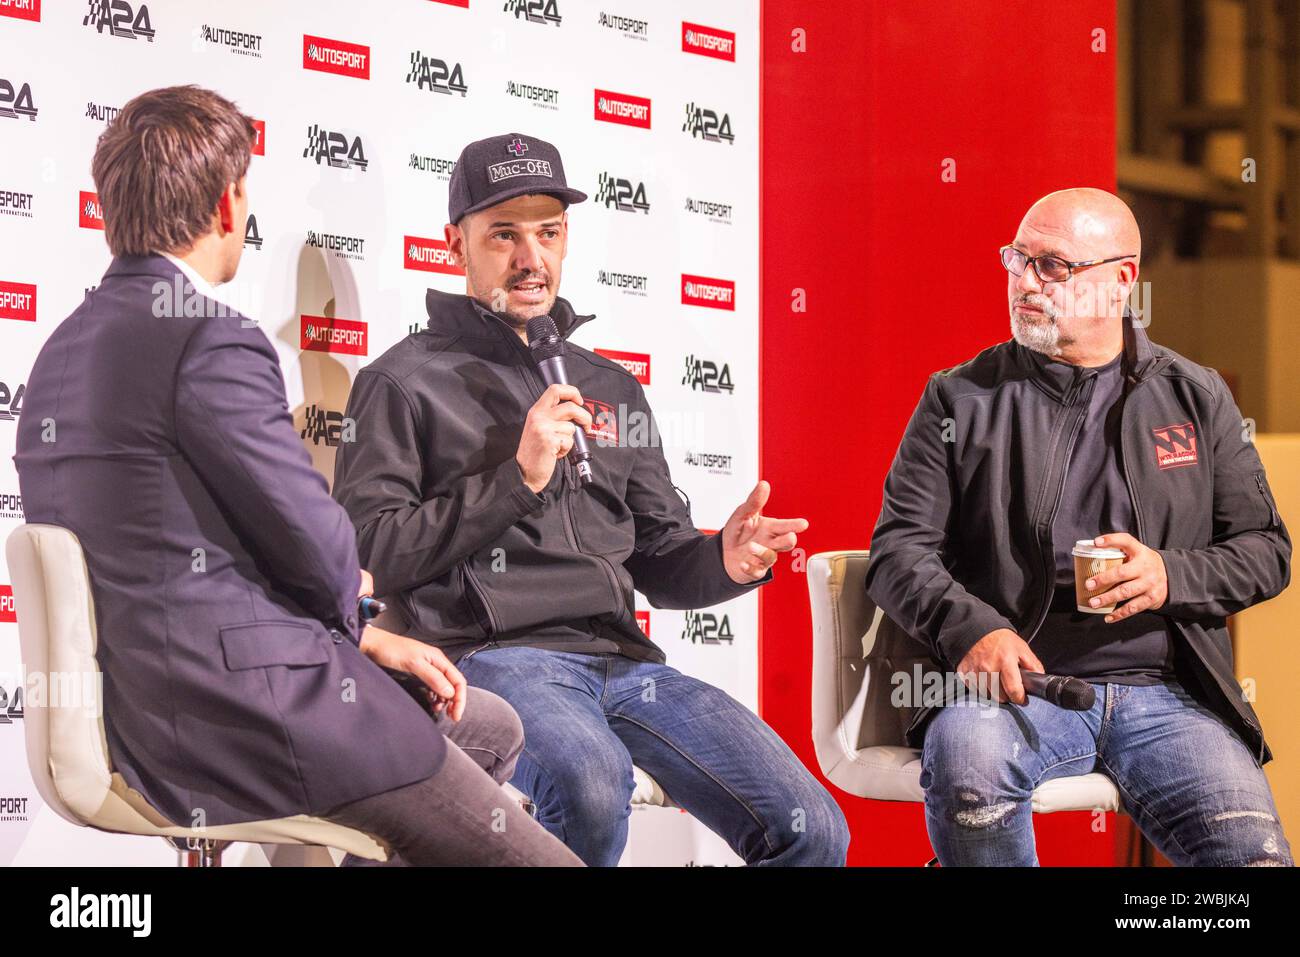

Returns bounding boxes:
[582,398,619,445]
[1153,422,1198,470]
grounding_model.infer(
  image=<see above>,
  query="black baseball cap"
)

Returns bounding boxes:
[448,132,588,224]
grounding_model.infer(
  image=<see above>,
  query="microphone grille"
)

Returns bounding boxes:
[1059,677,1096,711]
[526,315,564,360]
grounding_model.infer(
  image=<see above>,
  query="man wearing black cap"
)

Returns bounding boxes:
[333,133,849,866]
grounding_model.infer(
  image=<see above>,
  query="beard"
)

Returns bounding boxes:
[1009,294,1065,356]
[465,256,557,329]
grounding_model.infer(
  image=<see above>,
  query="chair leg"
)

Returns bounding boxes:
[166,836,230,867]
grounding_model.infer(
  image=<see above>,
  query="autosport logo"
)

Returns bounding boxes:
[306,230,366,262]
[684,449,733,475]
[301,315,367,355]
[635,610,650,636]
[681,274,735,310]
[0,281,36,322]
[594,89,651,128]
[200,23,262,57]
[250,118,265,156]
[404,235,464,275]
[0,0,40,23]
[0,78,37,121]
[303,34,370,79]
[682,21,735,61]
[83,0,154,41]
[0,188,33,219]
[595,348,650,385]
[78,191,103,230]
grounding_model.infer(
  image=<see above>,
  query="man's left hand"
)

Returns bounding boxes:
[1086,532,1168,622]
[721,480,808,585]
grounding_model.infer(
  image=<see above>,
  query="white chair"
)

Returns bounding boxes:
[6,523,389,866]
[808,550,1121,857]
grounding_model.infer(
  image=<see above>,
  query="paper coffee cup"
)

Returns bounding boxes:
[1072,540,1126,614]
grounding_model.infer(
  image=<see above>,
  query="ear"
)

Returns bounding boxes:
[217,182,237,235]
[560,210,569,260]
[444,221,466,266]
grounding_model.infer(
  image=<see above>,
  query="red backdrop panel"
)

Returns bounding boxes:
[760,0,1118,865]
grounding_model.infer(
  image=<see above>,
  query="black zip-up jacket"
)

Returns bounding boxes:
[332,289,764,664]
[864,317,1290,763]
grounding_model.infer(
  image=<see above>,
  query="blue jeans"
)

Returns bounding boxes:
[457,646,850,866]
[920,679,1293,866]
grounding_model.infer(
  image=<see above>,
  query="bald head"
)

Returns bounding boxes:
[1018,187,1141,264]
[1006,188,1141,366]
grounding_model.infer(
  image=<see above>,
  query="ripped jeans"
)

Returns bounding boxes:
[920,679,1293,866]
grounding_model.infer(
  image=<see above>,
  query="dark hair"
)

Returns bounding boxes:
[91,85,256,257]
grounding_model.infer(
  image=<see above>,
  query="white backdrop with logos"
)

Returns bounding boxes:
[0,0,757,866]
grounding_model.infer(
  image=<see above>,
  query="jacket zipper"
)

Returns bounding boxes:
[516,348,625,613]
[1256,474,1281,528]
[461,562,502,635]
[460,639,499,665]
[1023,371,1095,644]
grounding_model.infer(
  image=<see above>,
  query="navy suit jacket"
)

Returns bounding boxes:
[14,255,444,826]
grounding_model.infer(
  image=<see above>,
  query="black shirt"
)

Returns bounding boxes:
[1031,350,1176,684]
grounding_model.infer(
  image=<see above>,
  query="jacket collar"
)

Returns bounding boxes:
[1013,310,1171,402]
[103,253,185,282]
[423,287,595,340]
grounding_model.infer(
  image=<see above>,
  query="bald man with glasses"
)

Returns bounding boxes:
[865,188,1293,866]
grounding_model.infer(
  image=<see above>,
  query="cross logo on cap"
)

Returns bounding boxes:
[506,137,529,157]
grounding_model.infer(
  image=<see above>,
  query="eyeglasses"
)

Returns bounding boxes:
[999,245,1136,284]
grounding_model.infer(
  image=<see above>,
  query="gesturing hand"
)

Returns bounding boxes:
[720,480,808,584]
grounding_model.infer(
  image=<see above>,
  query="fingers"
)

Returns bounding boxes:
[1104,591,1157,623]
[730,480,771,526]
[543,383,583,408]
[754,518,809,548]
[1094,532,1139,555]
[1089,576,1149,611]
[1018,646,1045,675]
[554,428,575,459]
[357,569,374,599]
[552,400,593,431]
[1084,558,1140,593]
[410,657,456,700]
[1001,663,1027,705]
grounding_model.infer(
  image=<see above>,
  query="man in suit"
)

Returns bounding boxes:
[14,85,578,866]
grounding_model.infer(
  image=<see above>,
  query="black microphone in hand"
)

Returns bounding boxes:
[1019,670,1096,711]
[526,315,594,486]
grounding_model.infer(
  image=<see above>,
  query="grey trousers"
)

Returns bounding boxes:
[324,686,583,866]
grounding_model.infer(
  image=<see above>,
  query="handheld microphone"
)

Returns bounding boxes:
[525,315,594,486]
[1020,670,1096,711]
[359,596,386,622]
